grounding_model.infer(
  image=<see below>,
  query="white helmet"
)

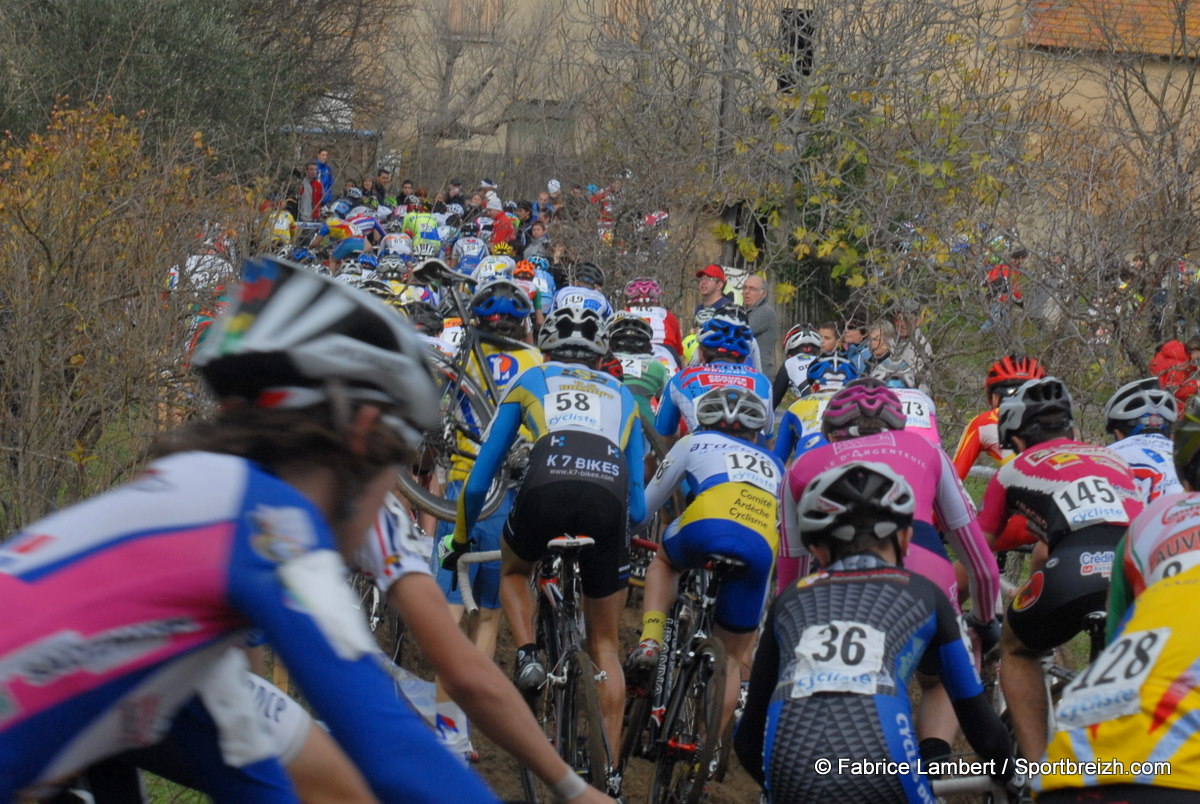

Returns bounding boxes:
[538,307,608,358]
[192,255,439,450]
[1103,378,1177,435]
[695,386,769,432]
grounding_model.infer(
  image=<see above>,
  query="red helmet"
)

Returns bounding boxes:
[986,355,1046,395]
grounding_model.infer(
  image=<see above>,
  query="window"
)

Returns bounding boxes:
[779,8,815,92]
[1025,0,1200,57]
[447,0,503,41]
[505,100,575,156]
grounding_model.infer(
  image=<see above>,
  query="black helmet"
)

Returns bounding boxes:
[997,377,1073,450]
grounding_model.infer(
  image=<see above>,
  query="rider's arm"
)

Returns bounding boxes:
[733,597,779,787]
[388,572,609,803]
[772,410,798,463]
[933,449,1001,622]
[456,400,523,545]
[636,436,690,530]
[625,411,647,526]
[654,378,683,437]
[772,364,789,409]
[951,413,985,480]
[1105,533,1134,644]
[974,471,1010,550]
[228,533,499,802]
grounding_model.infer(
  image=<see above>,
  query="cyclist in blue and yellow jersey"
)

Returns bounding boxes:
[772,353,858,464]
[629,385,783,729]
[441,306,645,759]
[427,276,542,762]
[655,311,773,440]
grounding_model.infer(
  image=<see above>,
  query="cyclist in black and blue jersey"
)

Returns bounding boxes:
[735,461,1019,803]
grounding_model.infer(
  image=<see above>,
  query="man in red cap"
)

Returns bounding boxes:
[694,264,731,318]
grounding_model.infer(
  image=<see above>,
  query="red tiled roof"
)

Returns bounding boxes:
[1025,0,1200,56]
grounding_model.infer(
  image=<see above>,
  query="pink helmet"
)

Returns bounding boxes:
[624,277,663,303]
[822,378,906,440]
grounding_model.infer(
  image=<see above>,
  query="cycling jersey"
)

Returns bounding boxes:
[655,361,774,439]
[532,267,556,315]
[550,286,614,318]
[449,342,543,482]
[472,255,516,284]
[458,362,646,598]
[772,391,833,464]
[0,452,498,803]
[613,350,669,422]
[780,430,1000,622]
[1038,563,1200,798]
[451,236,489,273]
[952,408,1011,480]
[894,387,941,447]
[735,553,1013,803]
[1108,491,1200,640]
[401,212,441,254]
[773,353,817,408]
[345,213,385,241]
[641,431,784,631]
[625,305,683,358]
[977,438,1142,551]
[1107,433,1182,503]
[378,233,411,257]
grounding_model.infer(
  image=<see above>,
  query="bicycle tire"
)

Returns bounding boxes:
[618,691,652,771]
[394,357,506,521]
[649,637,726,804]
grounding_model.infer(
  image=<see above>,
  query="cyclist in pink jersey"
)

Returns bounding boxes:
[779,379,1001,766]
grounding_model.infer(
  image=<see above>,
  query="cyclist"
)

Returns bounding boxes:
[790,341,859,399]
[608,311,669,423]
[474,251,517,284]
[628,386,783,729]
[512,258,547,328]
[0,256,502,803]
[1102,377,1182,502]
[442,306,646,760]
[735,462,1020,803]
[402,300,457,360]
[449,219,489,274]
[622,277,683,370]
[401,204,441,257]
[772,354,858,464]
[981,377,1143,761]
[428,276,542,761]
[526,254,558,315]
[550,261,614,319]
[771,323,822,408]
[655,311,773,439]
[1105,393,1200,640]
[778,379,1002,762]
[952,354,1045,480]
[873,357,942,447]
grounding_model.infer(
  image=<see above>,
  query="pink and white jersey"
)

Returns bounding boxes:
[1107,433,1182,503]
[895,387,941,446]
[781,429,1000,621]
[1120,492,1200,599]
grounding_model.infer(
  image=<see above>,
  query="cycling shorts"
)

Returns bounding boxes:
[504,433,629,598]
[1007,525,1123,652]
[904,521,960,615]
[433,480,510,609]
[662,517,773,633]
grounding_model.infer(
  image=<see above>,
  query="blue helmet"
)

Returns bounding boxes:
[330,199,352,218]
[356,253,379,271]
[806,354,859,392]
[470,278,533,320]
[698,313,752,360]
[528,255,551,273]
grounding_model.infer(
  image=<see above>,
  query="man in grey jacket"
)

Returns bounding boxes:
[742,275,779,376]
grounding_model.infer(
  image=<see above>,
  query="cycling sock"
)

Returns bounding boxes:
[918,737,952,763]
[640,610,666,645]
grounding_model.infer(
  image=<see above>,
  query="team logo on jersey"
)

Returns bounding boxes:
[1079,550,1113,577]
[1149,527,1200,572]
[1162,497,1200,526]
[1012,571,1044,611]
[487,353,520,384]
[250,505,318,563]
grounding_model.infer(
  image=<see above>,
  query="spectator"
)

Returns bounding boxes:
[891,303,935,391]
[359,175,379,210]
[982,247,1025,333]
[479,179,501,213]
[487,205,515,246]
[693,264,731,320]
[866,320,896,369]
[514,201,535,252]
[298,161,324,222]
[840,315,870,373]
[532,191,554,221]
[372,168,392,204]
[547,178,562,206]
[742,275,779,376]
[523,220,550,259]
[1150,338,1200,405]
[315,148,334,200]
[446,177,466,208]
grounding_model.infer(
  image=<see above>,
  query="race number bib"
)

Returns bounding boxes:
[1052,477,1129,529]
[1055,627,1168,728]
[724,452,778,492]
[619,357,644,378]
[1149,549,1200,586]
[543,375,608,433]
[791,620,887,698]
[901,398,932,430]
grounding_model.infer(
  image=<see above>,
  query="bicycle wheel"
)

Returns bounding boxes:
[521,649,610,801]
[619,690,653,771]
[394,356,506,521]
[649,637,726,804]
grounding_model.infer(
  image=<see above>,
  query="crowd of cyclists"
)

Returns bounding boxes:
[3,175,1200,804]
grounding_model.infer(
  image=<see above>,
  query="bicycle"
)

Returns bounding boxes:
[518,535,614,802]
[392,258,527,522]
[620,537,742,804]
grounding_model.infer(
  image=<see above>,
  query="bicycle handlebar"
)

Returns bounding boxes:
[457,550,502,614]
